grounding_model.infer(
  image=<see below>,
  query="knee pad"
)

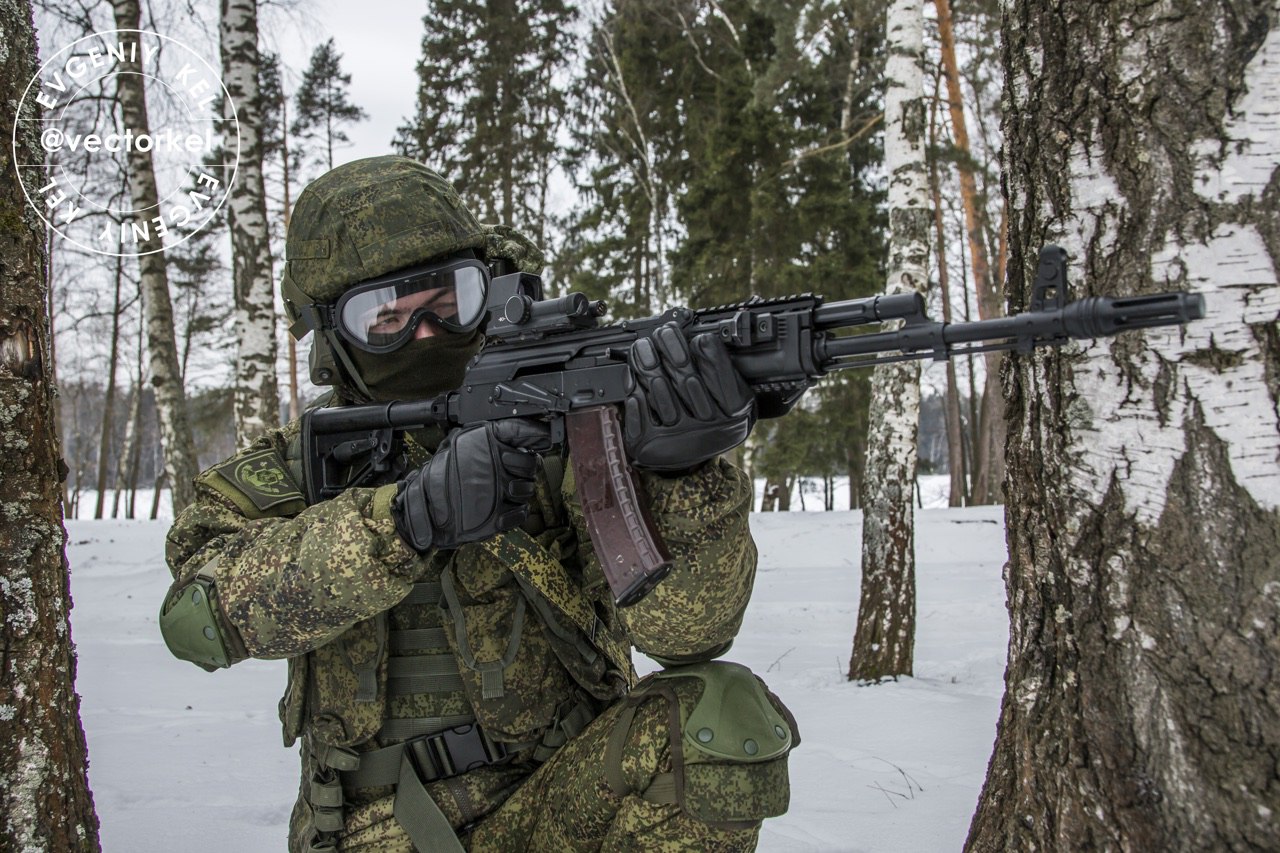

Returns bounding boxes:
[626,660,799,826]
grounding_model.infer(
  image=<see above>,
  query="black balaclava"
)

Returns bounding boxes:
[347,327,484,402]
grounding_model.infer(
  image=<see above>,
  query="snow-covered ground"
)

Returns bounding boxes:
[67,487,1008,852]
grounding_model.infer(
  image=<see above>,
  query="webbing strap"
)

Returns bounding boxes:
[378,714,475,742]
[388,654,459,677]
[386,653,464,695]
[642,773,678,805]
[344,720,503,789]
[477,528,632,678]
[390,627,448,652]
[386,671,465,696]
[303,833,337,853]
[532,699,596,763]
[603,703,639,798]
[402,582,443,606]
[393,754,466,853]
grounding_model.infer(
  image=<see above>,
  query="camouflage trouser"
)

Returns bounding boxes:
[332,672,793,852]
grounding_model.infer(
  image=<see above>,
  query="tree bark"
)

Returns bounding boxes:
[0,1,102,847]
[282,97,301,421]
[93,253,126,518]
[222,0,280,446]
[929,64,969,507]
[110,0,200,512]
[968,1,1280,849]
[849,0,930,682]
[935,0,1005,505]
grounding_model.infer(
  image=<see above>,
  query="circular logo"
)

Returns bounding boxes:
[12,29,240,257]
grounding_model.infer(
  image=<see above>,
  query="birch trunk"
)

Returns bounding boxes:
[930,65,969,507]
[0,1,101,846]
[849,0,931,682]
[93,254,125,518]
[222,0,280,445]
[110,0,199,512]
[283,98,300,421]
[968,1,1280,848]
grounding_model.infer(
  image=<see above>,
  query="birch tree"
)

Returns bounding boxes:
[968,1,1280,848]
[110,0,200,512]
[222,0,280,446]
[849,0,930,681]
[0,0,101,846]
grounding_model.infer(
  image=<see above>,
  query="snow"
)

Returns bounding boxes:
[67,486,1009,852]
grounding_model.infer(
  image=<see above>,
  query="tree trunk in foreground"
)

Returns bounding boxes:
[111,0,200,512]
[849,0,931,682]
[0,1,102,848]
[968,1,1280,849]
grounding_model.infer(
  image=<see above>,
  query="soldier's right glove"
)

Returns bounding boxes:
[391,419,553,552]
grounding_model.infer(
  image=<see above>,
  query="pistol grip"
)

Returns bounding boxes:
[566,406,674,607]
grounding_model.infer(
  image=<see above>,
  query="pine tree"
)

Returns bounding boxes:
[555,0,685,314]
[292,39,368,173]
[395,0,575,244]
[563,0,886,501]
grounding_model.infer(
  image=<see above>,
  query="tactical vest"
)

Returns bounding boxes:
[200,419,636,850]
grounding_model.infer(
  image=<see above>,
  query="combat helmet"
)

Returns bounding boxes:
[281,156,489,399]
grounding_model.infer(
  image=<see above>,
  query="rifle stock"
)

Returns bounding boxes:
[303,246,1205,606]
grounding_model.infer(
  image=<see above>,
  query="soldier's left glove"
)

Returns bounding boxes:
[624,323,756,472]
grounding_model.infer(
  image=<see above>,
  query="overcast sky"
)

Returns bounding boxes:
[264,0,428,169]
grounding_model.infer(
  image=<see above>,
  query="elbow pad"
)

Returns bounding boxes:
[159,558,248,670]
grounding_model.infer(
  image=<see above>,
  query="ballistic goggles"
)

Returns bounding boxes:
[333,258,490,353]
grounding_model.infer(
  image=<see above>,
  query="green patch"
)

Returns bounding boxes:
[207,448,306,515]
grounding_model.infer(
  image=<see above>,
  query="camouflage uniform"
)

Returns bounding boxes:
[161,157,796,852]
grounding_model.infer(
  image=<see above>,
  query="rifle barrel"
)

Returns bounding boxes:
[817,291,1205,364]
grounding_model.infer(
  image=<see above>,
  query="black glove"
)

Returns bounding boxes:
[623,323,756,472]
[391,419,553,552]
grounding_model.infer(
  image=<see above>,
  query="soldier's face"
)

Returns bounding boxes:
[364,286,461,341]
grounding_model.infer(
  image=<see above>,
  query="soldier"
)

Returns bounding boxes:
[160,155,797,852]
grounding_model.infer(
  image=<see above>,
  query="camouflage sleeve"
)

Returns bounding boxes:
[563,455,757,664]
[165,452,427,661]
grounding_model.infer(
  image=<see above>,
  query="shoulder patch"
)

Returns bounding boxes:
[207,448,307,515]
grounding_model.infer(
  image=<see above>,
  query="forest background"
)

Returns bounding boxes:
[7,0,1278,850]
[41,0,1006,520]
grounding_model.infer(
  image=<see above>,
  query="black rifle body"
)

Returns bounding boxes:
[304,247,1204,606]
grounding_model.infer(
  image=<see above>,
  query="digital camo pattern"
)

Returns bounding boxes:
[165,410,771,850]
[441,547,579,742]
[290,676,783,852]
[168,482,424,660]
[563,457,758,662]
[283,156,488,305]
[482,223,546,274]
[166,424,430,662]
[466,676,776,852]
[289,750,531,853]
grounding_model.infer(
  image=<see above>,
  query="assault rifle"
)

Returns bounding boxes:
[303,246,1204,607]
